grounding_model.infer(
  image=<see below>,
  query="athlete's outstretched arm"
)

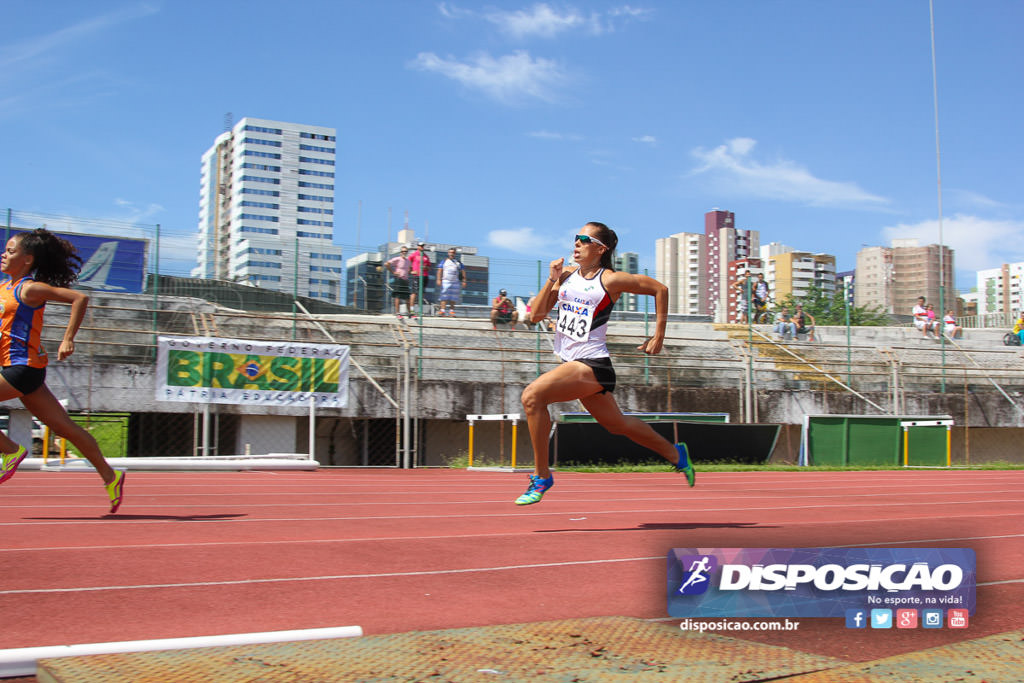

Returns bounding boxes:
[605,271,668,354]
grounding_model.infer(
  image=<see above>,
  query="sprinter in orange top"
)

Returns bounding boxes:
[0,229,124,513]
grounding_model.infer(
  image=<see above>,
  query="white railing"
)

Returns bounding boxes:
[960,312,1015,329]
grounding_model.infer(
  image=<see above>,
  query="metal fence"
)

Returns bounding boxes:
[6,207,1024,466]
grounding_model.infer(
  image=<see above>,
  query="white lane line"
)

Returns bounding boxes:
[2,501,1023,527]
[1,491,1022,510]
[2,530,1024,555]
[0,556,660,595]
[0,557,1020,597]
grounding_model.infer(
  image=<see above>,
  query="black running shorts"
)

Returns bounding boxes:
[576,357,616,394]
[0,365,47,395]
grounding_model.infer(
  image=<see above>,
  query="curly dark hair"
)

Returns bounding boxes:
[15,228,83,288]
[584,221,618,271]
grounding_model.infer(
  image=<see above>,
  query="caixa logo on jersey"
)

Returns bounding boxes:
[666,548,975,618]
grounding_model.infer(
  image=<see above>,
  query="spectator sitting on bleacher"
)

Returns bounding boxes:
[794,304,816,341]
[773,307,796,341]
[490,289,518,331]
[912,296,938,338]
[943,310,963,339]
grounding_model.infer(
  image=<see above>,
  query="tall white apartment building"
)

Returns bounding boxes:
[977,262,1024,318]
[655,232,706,315]
[194,117,344,303]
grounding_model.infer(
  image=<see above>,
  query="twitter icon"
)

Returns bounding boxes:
[871,609,893,629]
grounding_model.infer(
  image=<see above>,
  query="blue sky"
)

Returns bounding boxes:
[1,1,1021,296]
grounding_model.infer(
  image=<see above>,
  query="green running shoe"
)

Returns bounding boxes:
[675,443,695,487]
[0,445,28,485]
[515,474,554,505]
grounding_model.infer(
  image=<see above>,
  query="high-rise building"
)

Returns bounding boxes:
[854,240,954,315]
[655,232,705,315]
[767,251,837,301]
[194,117,344,302]
[704,209,759,322]
[613,251,640,312]
[976,262,1024,318]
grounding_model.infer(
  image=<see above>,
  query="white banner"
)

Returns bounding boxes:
[156,336,349,407]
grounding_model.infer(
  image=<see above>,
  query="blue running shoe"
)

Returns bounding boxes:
[675,443,695,487]
[515,474,554,505]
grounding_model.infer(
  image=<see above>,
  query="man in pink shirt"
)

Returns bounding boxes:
[386,246,411,319]
[409,242,432,314]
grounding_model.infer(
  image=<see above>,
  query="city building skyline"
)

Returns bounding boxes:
[976,262,1024,319]
[855,239,956,316]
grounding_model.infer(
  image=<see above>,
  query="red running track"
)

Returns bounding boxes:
[0,468,1021,663]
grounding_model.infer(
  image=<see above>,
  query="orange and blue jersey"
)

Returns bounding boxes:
[0,277,47,368]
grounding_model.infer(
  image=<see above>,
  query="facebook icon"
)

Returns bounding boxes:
[845,609,867,629]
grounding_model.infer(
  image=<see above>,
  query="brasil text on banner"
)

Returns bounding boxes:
[156,336,349,407]
[667,547,975,618]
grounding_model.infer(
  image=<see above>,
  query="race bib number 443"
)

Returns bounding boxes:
[557,301,594,341]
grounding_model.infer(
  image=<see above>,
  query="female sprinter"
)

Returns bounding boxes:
[0,229,124,513]
[514,221,695,505]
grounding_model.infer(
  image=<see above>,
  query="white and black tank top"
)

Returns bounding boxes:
[552,268,616,362]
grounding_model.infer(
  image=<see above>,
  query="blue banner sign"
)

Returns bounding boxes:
[6,229,148,293]
[667,547,975,618]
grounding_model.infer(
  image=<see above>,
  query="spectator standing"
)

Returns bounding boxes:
[409,242,431,313]
[1014,312,1024,345]
[943,310,963,339]
[490,289,518,330]
[436,247,465,317]
[386,246,412,319]
[733,269,752,322]
[753,272,770,322]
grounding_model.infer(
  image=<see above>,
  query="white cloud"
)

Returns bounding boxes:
[488,227,558,255]
[409,50,567,103]
[632,135,656,144]
[440,3,651,39]
[945,189,1009,211]
[881,214,1024,272]
[0,3,159,71]
[689,137,890,208]
[485,4,591,38]
[527,130,582,141]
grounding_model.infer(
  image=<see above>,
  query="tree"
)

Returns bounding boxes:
[776,283,889,326]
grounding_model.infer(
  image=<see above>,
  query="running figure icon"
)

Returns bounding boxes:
[678,556,713,594]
